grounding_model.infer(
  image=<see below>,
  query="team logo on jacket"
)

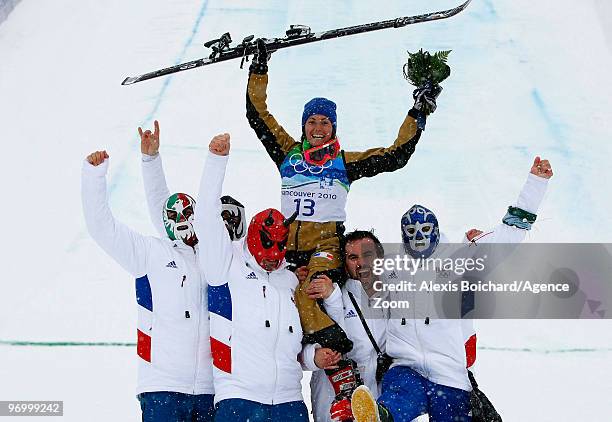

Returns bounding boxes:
[345,309,358,319]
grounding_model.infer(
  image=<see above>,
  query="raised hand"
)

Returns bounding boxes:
[87,150,109,166]
[413,82,442,115]
[209,133,231,156]
[254,38,269,65]
[249,38,270,74]
[530,156,553,179]
[465,228,483,242]
[138,120,160,156]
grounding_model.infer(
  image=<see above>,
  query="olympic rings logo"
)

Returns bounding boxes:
[288,153,333,175]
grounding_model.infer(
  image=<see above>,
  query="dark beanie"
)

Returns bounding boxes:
[302,97,337,128]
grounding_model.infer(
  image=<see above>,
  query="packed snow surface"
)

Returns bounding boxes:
[1,0,611,420]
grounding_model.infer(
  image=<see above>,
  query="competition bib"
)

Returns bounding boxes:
[279,148,350,222]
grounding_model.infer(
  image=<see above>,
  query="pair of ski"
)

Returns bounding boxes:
[122,0,472,85]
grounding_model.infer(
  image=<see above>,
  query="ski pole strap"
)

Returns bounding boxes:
[502,206,537,230]
[347,292,382,355]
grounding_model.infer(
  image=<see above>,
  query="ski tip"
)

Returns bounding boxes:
[121,76,138,86]
[459,0,473,11]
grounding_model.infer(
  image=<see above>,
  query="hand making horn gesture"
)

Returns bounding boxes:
[138,120,160,156]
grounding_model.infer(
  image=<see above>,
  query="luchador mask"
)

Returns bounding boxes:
[221,195,246,241]
[246,209,297,271]
[401,204,440,259]
[163,193,197,246]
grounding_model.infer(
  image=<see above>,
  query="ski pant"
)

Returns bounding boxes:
[378,366,471,422]
[137,391,215,422]
[287,220,352,353]
[213,398,308,421]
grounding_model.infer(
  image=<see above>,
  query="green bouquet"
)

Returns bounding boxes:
[403,49,451,87]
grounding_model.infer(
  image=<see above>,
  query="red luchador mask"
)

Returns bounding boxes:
[246,209,297,272]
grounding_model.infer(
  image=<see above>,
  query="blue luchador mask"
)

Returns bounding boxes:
[401,204,440,259]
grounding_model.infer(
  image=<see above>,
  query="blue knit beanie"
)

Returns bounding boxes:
[302,97,337,128]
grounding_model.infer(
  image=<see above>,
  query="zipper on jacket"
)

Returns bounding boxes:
[263,286,271,328]
[416,321,432,379]
[191,255,201,394]
[269,272,281,404]
[192,308,201,393]
[424,287,432,326]
[412,317,430,379]
[410,275,430,379]
[181,275,190,318]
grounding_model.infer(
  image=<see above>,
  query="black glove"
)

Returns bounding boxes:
[249,38,270,75]
[413,81,442,115]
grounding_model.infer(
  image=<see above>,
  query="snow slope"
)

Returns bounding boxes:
[1,0,611,420]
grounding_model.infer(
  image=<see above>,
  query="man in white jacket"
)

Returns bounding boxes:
[309,230,390,422]
[351,156,554,422]
[196,133,341,421]
[82,150,216,421]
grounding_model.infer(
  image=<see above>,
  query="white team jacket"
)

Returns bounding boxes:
[386,173,549,391]
[310,280,389,422]
[81,159,214,395]
[141,153,174,239]
[195,152,317,405]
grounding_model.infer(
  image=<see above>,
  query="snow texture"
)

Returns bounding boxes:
[0,0,19,24]
[1,0,611,420]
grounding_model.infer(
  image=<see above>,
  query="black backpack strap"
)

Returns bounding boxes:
[347,291,382,355]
